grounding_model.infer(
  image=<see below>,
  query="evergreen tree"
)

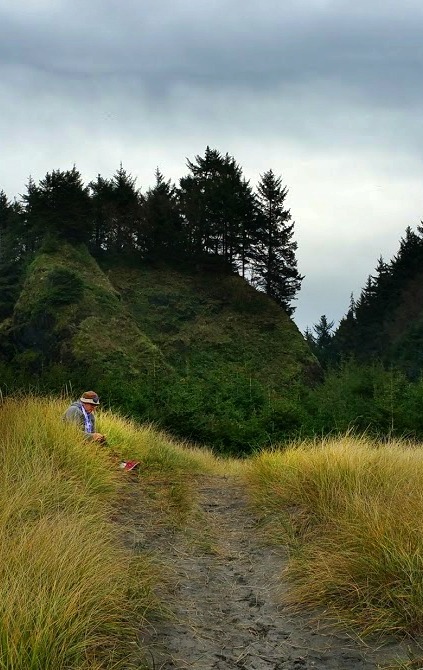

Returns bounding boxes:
[89,166,143,255]
[0,191,26,318]
[394,226,423,278]
[306,315,334,367]
[252,170,302,315]
[19,177,43,254]
[88,174,115,254]
[180,147,225,257]
[108,165,143,253]
[233,177,258,278]
[332,294,357,359]
[179,147,256,269]
[0,191,15,262]
[313,315,335,350]
[22,167,91,245]
[304,326,314,347]
[142,169,184,260]
[332,225,423,368]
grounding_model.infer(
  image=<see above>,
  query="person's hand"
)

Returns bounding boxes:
[92,432,106,442]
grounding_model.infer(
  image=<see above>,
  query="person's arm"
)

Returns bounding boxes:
[90,413,106,443]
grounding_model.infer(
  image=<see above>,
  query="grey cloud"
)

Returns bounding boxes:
[1,0,423,107]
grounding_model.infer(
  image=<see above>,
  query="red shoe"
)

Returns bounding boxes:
[120,460,140,472]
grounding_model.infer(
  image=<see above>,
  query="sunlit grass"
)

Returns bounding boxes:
[10,392,423,666]
[246,435,423,636]
[97,409,219,475]
[0,394,218,669]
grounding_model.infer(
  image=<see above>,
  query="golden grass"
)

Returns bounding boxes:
[246,435,423,636]
[12,393,423,665]
[97,409,220,476]
[0,394,219,669]
[0,395,148,669]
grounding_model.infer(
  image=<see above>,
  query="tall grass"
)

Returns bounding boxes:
[0,395,171,669]
[246,435,423,636]
[0,393,226,668]
[97,409,219,477]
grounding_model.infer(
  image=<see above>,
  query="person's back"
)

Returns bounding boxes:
[63,391,106,442]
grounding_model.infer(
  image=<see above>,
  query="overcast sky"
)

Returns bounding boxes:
[1,1,423,332]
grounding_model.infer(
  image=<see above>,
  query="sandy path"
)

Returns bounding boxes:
[126,475,413,670]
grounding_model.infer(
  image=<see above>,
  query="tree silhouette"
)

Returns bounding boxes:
[252,170,302,314]
[22,167,91,245]
[179,147,256,270]
[142,169,184,260]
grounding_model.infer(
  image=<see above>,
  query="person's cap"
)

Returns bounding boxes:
[80,391,100,405]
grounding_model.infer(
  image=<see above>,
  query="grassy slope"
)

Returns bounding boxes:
[0,395,221,670]
[105,263,317,390]
[8,244,168,380]
[3,245,317,398]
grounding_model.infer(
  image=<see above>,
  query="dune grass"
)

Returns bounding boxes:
[97,408,219,476]
[246,435,423,637]
[0,394,220,670]
[9,393,423,666]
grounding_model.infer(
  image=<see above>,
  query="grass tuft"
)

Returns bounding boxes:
[246,435,423,636]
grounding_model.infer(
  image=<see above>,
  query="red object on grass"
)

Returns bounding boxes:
[122,460,140,471]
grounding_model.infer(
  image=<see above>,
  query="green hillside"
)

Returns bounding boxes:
[0,244,318,452]
[1,243,167,382]
[105,262,315,389]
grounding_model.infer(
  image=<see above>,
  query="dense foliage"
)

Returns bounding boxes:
[3,353,423,454]
[0,148,302,313]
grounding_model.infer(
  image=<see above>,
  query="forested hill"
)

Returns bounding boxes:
[310,225,423,377]
[0,243,316,452]
[0,148,317,451]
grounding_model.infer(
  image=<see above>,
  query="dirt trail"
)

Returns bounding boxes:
[127,475,413,670]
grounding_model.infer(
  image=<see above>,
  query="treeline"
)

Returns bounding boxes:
[307,224,423,377]
[0,147,302,317]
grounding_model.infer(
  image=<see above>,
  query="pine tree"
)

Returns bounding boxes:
[179,147,256,270]
[304,326,315,347]
[88,174,115,254]
[332,225,423,366]
[0,191,13,262]
[252,170,303,315]
[0,190,25,318]
[142,169,183,260]
[307,315,334,366]
[332,294,357,360]
[22,167,91,245]
[108,165,143,254]
[313,315,334,349]
[89,166,144,255]
[233,177,258,278]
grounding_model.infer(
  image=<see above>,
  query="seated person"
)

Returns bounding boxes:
[63,390,106,443]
